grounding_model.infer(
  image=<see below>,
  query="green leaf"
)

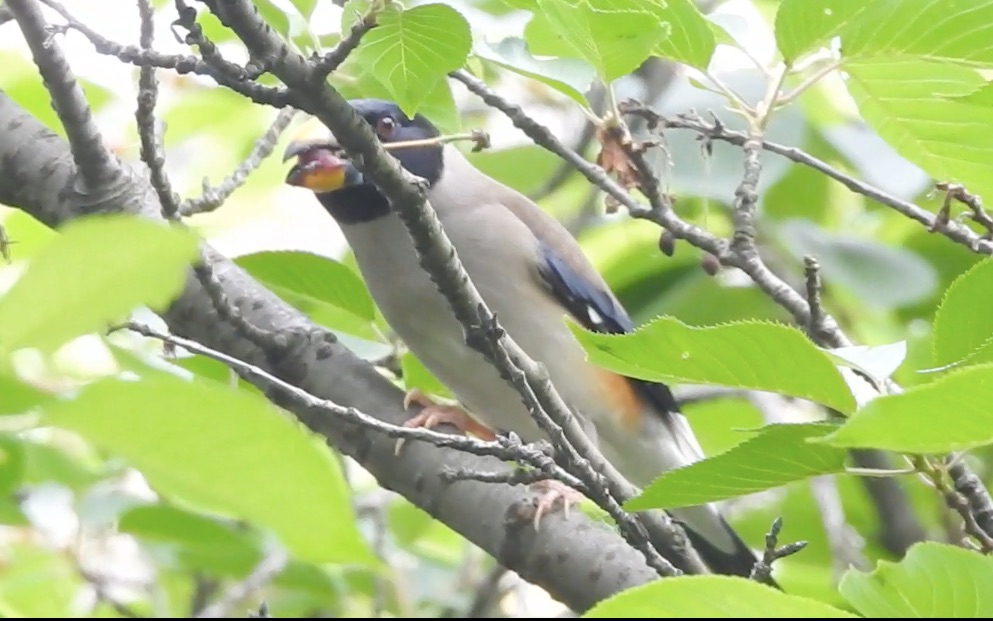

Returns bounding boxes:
[570,317,857,414]
[821,363,993,453]
[0,215,198,356]
[120,504,265,576]
[841,0,993,66]
[774,0,868,63]
[400,352,452,399]
[647,0,716,69]
[353,4,471,117]
[235,251,375,321]
[0,435,25,497]
[932,259,993,368]
[842,58,993,204]
[0,373,51,415]
[44,374,376,567]
[538,0,666,82]
[626,424,846,511]
[583,575,858,618]
[474,37,595,106]
[290,0,319,19]
[335,61,461,135]
[840,542,993,617]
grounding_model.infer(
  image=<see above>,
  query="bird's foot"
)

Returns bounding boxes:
[529,479,585,531]
[395,388,498,455]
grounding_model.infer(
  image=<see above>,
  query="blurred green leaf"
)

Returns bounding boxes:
[121,504,265,576]
[583,575,857,618]
[538,0,665,82]
[44,374,377,567]
[840,542,993,617]
[21,439,102,490]
[647,0,715,69]
[774,0,867,63]
[0,435,24,497]
[400,352,452,399]
[353,4,471,116]
[0,215,199,356]
[235,250,375,320]
[0,210,56,262]
[474,37,594,106]
[822,363,993,453]
[0,373,51,415]
[932,258,993,369]
[779,219,938,309]
[627,423,846,511]
[254,0,293,38]
[0,545,80,617]
[570,317,857,413]
[466,144,561,196]
[291,0,319,19]
[170,353,234,385]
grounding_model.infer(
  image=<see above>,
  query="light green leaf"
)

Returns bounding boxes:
[821,363,993,453]
[647,0,715,69]
[538,0,666,82]
[626,424,846,511]
[290,0,319,19]
[583,575,858,618]
[840,542,993,617]
[353,3,471,117]
[0,215,198,356]
[474,37,594,106]
[843,59,993,204]
[335,60,461,134]
[44,375,376,567]
[774,0,868,63]
[0,373,51,415]
[842,0,993,66]
[570,317,857,414]
[120,504,265,576]
[235,251,374,321]
[932,259,993,368]
[0,436,24,497]
[400,352,452,399]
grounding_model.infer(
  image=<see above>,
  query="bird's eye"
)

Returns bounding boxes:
[375,116,396,140]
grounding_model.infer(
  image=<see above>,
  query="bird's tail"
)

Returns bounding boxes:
[670,504,780,588]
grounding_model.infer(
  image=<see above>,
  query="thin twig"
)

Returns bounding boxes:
[749,518,807,586]
[194,548,288,618]
[915,456,993,553]
[118,321,582,479]
[181,107,298,216]
[135,0,181,219]
[8,0,121,189]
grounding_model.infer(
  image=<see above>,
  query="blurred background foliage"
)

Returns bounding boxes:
[0,0,989,617]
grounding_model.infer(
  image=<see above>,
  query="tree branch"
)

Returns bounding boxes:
[204,0,700,577]
[0,89,658,617]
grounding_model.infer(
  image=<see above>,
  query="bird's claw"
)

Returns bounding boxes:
[395,388,497,455]
[529,479,585,531]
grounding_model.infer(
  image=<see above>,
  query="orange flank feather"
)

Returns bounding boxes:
[592,367,644,431]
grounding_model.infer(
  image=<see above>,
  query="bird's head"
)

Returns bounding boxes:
[283,98,444,197]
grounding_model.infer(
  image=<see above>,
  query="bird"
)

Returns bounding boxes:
[283,98,763,579]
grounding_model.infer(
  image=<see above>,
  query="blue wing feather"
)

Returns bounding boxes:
[536,241,680,415]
